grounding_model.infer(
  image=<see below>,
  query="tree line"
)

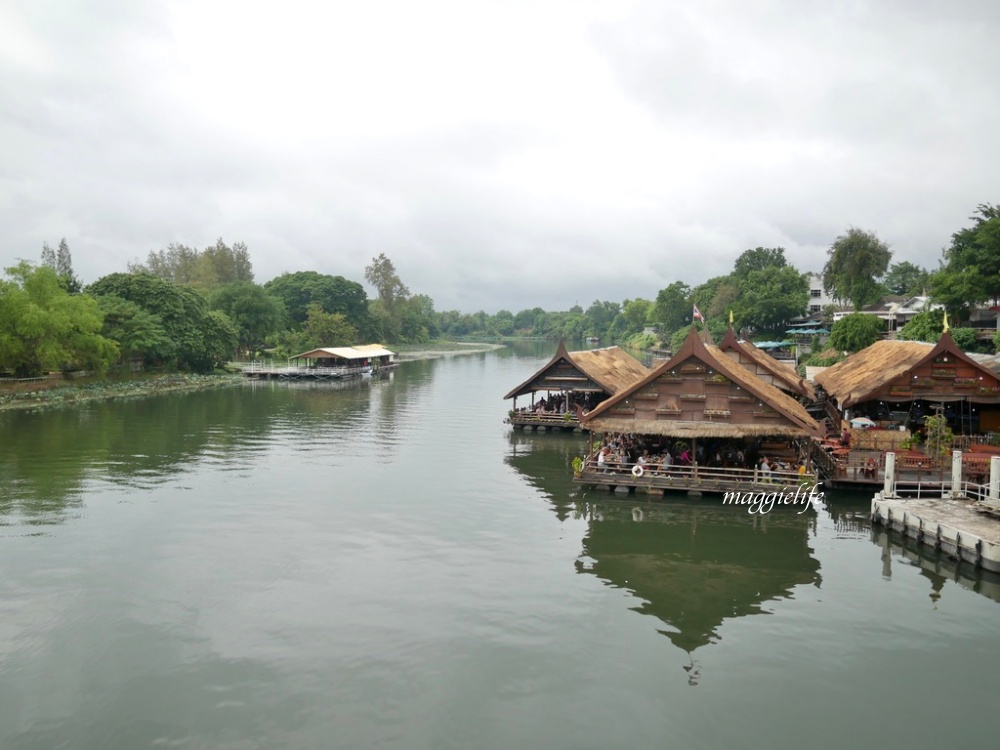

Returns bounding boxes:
[1,203,998,377]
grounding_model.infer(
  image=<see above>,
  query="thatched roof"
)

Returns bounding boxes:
[582,326,822,437]
[814,339,932,407]
[503,340,648,399]
[816,332,1000,407]
[569,347,650,392]
[719,327,815,399]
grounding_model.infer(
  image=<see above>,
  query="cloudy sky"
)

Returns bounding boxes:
[2,0,998,313]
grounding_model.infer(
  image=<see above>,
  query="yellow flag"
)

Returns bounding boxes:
[729,310,734,325]
[943,311,950,333]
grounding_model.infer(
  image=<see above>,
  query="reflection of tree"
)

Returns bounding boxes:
[577,504,821,658]
[0,382,374,524]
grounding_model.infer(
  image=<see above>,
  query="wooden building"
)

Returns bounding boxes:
[504,341,649,431]
[815,332,1000,434]
[244,345,397,380]
[718,328,815,400]
[813,332,1000,487]
[576,326,823,495]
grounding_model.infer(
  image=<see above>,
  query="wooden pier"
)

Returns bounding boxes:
[242,362,372,380]
[507,412,583,432]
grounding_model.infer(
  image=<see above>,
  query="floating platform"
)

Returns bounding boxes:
[871,495,1000,573]
[576,464,819,499]
[242,363,398,380]
[869,450,1000,572]
[507,413,582,433]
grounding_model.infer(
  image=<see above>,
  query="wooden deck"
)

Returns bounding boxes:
[812,440,998,489]
[507,412,581,431]
[575,458,819,497]
[242,362,398,380]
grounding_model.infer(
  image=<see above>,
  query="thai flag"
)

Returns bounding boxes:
[693,305,704,322]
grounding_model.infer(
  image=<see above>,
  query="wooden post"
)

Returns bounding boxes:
[692,437,698,480]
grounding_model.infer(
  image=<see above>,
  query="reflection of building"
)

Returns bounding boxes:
[576,503,821,659]
[873,526,1000,606]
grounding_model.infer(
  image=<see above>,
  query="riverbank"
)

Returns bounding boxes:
[0,373,241,412]
[394,342,507,361]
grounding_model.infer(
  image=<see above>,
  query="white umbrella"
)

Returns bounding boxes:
[850,417,876,427]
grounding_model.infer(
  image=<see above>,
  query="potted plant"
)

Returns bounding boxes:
[572,456,584,477]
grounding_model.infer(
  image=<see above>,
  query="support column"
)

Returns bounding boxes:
[989,456,1000,506]
[951,450,963,498]
[883,452,896,497]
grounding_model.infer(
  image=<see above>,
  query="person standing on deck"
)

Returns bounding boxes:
[760,457,773,483]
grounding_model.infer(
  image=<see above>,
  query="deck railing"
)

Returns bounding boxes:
[579,457,813,488]
[508,411,578,426]
[243,361,369,378]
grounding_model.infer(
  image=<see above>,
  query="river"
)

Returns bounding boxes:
[2,342,999,749]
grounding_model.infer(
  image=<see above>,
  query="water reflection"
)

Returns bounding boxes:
[873,524,1000,605]
[0,379,379,526]
[505,432,823,679]
[577,502,820,667]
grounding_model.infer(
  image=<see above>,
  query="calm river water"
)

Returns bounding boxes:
[2,342,1000,750]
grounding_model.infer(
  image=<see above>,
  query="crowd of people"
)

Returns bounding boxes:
[511,391,606,416]
[590,432,811,480]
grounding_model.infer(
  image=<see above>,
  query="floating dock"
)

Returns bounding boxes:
[871,452,1000,572]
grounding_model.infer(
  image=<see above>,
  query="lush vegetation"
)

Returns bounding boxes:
[2,203,999,378]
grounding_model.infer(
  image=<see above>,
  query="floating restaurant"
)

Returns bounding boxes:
[504,341,649,431]
[575,326,824,496]
[243,345,398,380]
[814,331,1000,487]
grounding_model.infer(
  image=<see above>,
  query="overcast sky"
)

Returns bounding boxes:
[2,0,998,313]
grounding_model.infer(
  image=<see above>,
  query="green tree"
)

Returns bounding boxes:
[669,319,727,352]
[273,303,358,355]
[734,266,808,333]
[0,263,117,376]
[129,243,200,285]
[209,281,286,355]
[930,204,1000,319]
[401,294,437,342]
[896,309,944,343]
[828,313,884,352]
[364,254,411,342]
[923,412,954,466]
[202,309,240,367]
[822,227,892,311]
[40,238,82,293]
[622,298,652,333]
[948,328,979,351]
[733,247,787,277]
[652,282,692,334]
[96,295,174,366]
[883,261,929,296]
[87,273,221,372]
[489,309,515,336]
[263,271,371,336]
